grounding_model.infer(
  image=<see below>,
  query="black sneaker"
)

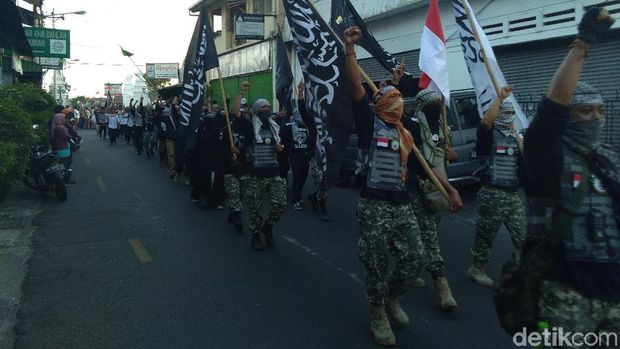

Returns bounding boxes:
[308,193,318,211]
[251,234,265,251]
[262,223,274,247]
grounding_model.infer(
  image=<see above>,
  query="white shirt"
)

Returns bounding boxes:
[119,114,128,125]
[107,114,119,129]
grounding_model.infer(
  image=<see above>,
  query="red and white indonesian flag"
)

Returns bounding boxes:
[453,0,529,129]
[418,0,449,104]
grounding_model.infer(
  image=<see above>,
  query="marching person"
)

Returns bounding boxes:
[345,26,462,346]
[131,97,146,155]
[467,85,525,287]
[280,83,313,210]
[161,99,179,181]
[496,7,619,337]
[225,82,254,232]
[107,108,120,145]
[245,88,287,251]
[95,108,108,139]
[407,88,461,311]
[296,80,330,221]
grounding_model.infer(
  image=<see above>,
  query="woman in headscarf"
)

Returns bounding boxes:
[50,108,74,183]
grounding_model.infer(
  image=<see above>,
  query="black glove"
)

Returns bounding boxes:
[577,7,615,44]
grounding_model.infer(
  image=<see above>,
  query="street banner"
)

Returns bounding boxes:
[282,0,354,186]
[453,0,529,129]
[275,30,293,115]
[419,0,449,103]
[179,3,219,152]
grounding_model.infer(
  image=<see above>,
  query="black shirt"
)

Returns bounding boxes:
[524,98,620,301]
[249,121,281,178]
[224,115,253,175]
[353,95,425,205]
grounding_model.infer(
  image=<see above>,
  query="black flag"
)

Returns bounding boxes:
[179,4,219,152]
[275,30,293,115]
[282,0,354,187]
[331,0,402,75]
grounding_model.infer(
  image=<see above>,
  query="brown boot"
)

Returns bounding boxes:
[370,304,396,346]
[386,295,410,327]
[434,277,457,311]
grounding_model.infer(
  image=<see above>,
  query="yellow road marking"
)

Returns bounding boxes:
[128,239,152,263]
[95,176,108,192]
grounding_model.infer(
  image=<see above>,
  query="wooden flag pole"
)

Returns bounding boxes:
[216,67,236,158]
[360,67,450,201]
[462,0,524,154]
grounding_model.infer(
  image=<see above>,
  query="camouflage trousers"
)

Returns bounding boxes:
[358,197,426,305]
[410,191,444,274]
[224,173,248,212]
[472,185,525,266]
[537,280,620,341]
[309,158,327,199]
[246,176,287,235]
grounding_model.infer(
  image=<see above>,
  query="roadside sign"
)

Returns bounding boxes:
[104,83,123,96]
[145,63,179,79]
[39,57,62,70]
[234,14,264,40]
[23,27,71,58]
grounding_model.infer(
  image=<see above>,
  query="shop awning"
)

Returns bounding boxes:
[0,1,33,56]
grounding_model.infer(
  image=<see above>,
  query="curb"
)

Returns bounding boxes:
[0,187,41,349]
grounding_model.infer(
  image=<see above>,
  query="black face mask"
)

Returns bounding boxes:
[422,104,441,119]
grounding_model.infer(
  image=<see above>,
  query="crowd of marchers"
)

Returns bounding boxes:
[45,7,619,348]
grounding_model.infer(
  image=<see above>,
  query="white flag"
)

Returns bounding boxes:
[453,0,529,129]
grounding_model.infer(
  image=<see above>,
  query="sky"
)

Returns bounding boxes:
[33,0,200,98]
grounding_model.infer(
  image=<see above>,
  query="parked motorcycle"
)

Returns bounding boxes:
[22,145,68,201]
[69,135,82,152]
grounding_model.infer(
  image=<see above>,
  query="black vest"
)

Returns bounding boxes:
[251,128,279,169]
[482,129,520,189]
[527,145,620,263]
[365,117,406,192]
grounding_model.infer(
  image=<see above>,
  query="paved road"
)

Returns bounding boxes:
[14,130,518,348]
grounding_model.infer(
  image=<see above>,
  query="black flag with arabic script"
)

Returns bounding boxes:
[275,30,294,116]
[282,0,354,188]
[331,0,402,75]
[179,4,219,153]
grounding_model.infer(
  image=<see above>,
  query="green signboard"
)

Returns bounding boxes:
[23,27,70,58]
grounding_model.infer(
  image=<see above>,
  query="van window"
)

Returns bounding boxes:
[452,97,480,130]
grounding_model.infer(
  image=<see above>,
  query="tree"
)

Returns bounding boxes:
[143,76,171,99]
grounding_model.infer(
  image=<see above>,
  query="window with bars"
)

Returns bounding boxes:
[253,0,272,14]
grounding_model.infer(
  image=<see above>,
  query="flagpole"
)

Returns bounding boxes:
[216,67,236,158]
[462,0,523,153]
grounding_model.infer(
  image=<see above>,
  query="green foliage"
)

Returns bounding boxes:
[144,77,171,99]
[0,83,54,193]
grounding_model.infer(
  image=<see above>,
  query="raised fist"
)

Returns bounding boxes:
[578,7,615,44]
[344,26,362,45]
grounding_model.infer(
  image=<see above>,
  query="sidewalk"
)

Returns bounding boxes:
[0,186,42,349]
